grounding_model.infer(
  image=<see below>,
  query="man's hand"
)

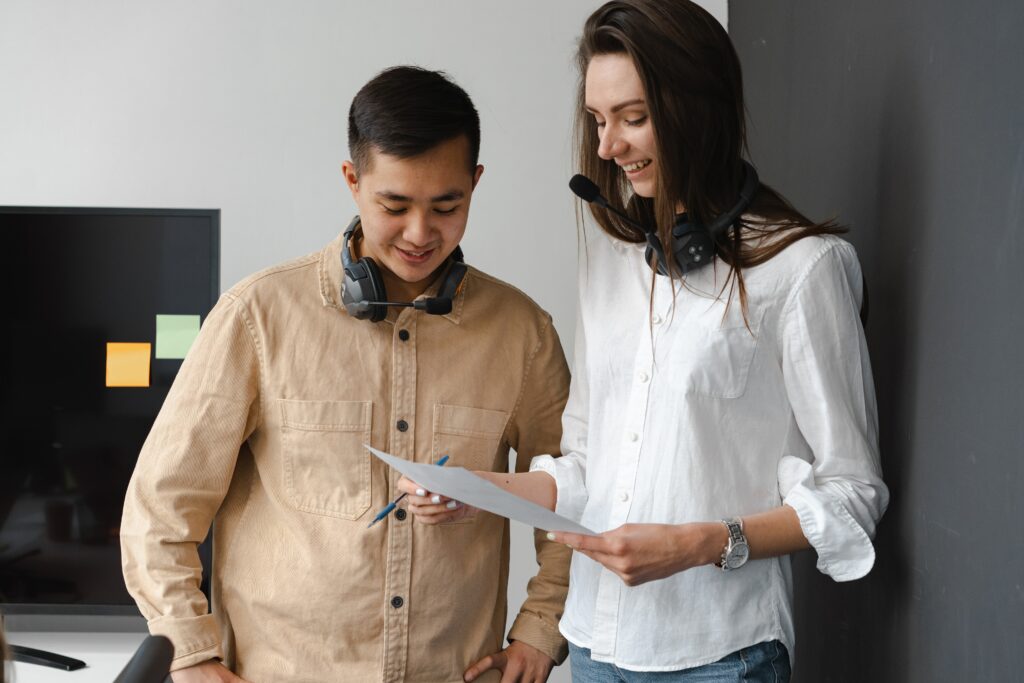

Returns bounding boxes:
[549,522,725,586]
[170,660,253,683]
[464,640,555,683]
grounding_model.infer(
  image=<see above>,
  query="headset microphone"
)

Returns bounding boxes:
[363,298,453,315]
[569,174,672,269]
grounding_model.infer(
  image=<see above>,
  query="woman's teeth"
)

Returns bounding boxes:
[623,160,651,172]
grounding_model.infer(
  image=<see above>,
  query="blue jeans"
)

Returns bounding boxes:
[568,641,791,683]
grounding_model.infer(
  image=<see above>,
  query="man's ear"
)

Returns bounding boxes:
[472,164,484,190]
[341,160,360,197]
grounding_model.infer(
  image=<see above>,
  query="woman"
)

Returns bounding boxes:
[401,1,888,680]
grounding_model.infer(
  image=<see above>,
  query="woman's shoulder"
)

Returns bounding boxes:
[744,223,860,279]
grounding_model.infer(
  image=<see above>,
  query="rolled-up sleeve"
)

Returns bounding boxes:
[530,302,590,523]
[777,242,889,582]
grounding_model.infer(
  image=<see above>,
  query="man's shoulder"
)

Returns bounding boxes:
[464,266,554,326]
[224,250,322,303]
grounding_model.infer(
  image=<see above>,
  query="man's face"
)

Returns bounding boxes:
[343,136,483,297]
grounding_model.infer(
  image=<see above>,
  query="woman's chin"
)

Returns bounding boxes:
[628,179,656,198]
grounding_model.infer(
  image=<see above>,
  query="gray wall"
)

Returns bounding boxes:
[731,2,1024,681]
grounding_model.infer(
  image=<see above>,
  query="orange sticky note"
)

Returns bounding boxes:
[106,342,151,387]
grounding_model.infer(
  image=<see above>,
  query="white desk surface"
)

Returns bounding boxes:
[8,631,147,682]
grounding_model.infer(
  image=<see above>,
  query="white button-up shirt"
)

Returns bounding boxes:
[531,224,888,671]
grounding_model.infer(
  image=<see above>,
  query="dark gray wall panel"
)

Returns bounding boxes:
[730,2,1024,681]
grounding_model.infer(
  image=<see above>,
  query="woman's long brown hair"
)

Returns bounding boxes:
[576,0,846,316]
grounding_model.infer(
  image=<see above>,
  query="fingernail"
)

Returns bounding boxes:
[566,544,573,549]
[431,494,441,504]
[416,489,426,497]
[446,501,458,510]
[546,532,556,541]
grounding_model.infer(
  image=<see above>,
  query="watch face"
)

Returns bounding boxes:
[726,543,750,569]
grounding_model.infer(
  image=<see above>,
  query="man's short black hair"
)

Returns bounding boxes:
[348,66,480,173]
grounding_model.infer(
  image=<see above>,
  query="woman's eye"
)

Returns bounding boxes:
[625,115,648,127]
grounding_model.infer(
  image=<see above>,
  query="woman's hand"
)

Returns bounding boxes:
[548,522,726,586]
[396,476,477,524]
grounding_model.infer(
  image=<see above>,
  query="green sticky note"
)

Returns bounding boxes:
[155,314,201,359]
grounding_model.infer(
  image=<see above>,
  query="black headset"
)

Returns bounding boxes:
[645,160,760,276]
[340,215,468,322]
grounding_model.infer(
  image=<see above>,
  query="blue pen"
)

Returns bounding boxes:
[367,455,450,528]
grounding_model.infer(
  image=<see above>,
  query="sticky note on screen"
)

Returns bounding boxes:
[106,342,151,387]
[155,314,201,359]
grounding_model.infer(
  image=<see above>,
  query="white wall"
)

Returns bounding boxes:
[0,1,725,679]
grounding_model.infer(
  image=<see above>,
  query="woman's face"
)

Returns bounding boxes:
[585,53,657,198]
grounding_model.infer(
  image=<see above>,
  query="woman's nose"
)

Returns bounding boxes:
[597,126,624,160]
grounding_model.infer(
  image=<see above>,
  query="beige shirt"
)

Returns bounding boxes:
[120,231,572,682]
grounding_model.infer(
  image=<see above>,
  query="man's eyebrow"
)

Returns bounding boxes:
[431,190,464,202]
[584,98,647,114]
[374,190,465,202]
[375,191,411,202]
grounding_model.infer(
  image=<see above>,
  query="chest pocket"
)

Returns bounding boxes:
[432,404,509,472]
[279,399,372,520]
[678,303,762,399]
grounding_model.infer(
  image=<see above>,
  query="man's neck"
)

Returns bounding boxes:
[381,268,437,304]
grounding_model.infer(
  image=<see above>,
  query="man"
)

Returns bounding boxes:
[121,66,571,683]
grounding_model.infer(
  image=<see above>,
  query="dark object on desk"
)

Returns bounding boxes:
[9,643,87,671]
[113,635,174,683]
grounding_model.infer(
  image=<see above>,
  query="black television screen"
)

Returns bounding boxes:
[0,207,219,614]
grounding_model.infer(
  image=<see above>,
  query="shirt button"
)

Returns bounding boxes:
[627,431,638,442]
[398,329,410,341]
[652,314,663,325]
[638,371,650,383]
[618,491,630,502]
[390,596,404,609]
[394,508,407,521]
[397,420,409,432]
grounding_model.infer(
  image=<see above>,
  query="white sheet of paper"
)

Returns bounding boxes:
[366,445,596,535]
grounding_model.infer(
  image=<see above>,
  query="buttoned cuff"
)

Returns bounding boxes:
[147,613,224,671]
[508,611,569,665]
[529,454,588,523]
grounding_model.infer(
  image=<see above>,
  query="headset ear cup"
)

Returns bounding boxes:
[670,215,717,275]
[360,257,388,322]
[341,257,389,322]
[673,230,715,274]
[437,261,468,301]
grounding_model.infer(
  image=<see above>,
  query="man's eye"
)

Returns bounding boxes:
[434,206,459,216]
[381,205,406,215]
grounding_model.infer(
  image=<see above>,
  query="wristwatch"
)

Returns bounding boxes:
[718,517,750,571]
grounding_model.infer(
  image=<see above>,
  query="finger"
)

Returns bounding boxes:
[393,475,421,497]
[548,531,606,552]
[498,658,525,683]
[464,652,506,681]
[406,500,464,516]
[409,505,472,525]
